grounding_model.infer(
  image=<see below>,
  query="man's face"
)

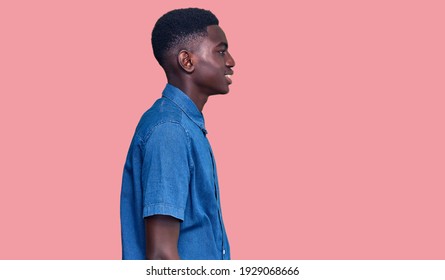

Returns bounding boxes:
[191,25,236,95]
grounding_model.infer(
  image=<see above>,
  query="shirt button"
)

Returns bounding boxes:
[223,250,226,255]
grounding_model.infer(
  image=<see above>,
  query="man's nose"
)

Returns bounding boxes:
[225,51,235,68]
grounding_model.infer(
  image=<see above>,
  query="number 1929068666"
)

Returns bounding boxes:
[240,266,299,276]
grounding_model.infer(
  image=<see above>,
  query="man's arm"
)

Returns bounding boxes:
[145,215,181,260]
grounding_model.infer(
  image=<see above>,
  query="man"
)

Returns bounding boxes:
[120,8,235,260]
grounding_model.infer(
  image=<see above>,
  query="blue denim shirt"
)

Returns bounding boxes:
[120,84,230,260]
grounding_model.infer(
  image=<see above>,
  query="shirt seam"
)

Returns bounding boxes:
[140,120,195,173]
[143,202,185,221]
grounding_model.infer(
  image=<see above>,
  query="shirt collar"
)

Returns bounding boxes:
[162,84,208,134]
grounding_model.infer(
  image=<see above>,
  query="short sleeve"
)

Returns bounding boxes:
[141,122,191,221]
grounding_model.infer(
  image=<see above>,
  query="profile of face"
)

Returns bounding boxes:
[187,25,236,95]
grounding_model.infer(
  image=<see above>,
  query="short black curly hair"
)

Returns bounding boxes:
[151,8,219,67]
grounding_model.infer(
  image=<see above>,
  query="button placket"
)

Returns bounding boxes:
[207,139,225,259]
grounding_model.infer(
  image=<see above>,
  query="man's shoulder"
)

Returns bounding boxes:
[135,97,186,141]
[144,97,183,123]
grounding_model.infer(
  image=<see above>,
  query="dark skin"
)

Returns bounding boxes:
[145,215,180,260]
[144,25,235,260]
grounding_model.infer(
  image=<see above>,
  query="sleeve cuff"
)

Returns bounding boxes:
[143,203,185,221]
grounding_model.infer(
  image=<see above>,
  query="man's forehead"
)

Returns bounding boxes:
[206,25,228,45]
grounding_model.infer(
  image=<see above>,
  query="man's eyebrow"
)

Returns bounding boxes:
[216,42,228,48]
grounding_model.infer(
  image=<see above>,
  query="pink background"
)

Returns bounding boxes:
[1,0,444,259]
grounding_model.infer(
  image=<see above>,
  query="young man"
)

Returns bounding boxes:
[120,8,235,260]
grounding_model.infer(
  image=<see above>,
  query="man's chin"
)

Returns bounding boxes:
[210,87,230,95]
[220,85,230,94]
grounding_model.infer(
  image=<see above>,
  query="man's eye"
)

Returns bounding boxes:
[218,50,226,55]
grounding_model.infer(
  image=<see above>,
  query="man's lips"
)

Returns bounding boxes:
[225,72,233,84]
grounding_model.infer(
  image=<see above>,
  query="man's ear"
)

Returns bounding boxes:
[177,50,195,73]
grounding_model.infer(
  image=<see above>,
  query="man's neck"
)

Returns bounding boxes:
[167,80,208,112]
